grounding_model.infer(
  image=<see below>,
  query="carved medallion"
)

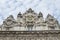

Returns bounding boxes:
[5,20,13,26]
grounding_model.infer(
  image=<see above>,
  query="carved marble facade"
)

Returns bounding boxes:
[0,8,60,40]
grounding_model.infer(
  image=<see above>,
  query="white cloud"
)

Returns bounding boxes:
[0,0,60,24]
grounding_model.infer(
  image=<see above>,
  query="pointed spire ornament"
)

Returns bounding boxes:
[27,8,34,13]
[38,12,43,18]
[17,12,22,18]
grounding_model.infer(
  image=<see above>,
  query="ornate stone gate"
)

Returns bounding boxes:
[0,8,60,40]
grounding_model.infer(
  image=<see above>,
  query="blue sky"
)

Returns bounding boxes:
[0,0,60,24]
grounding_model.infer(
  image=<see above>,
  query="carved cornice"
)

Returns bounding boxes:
[0,30,60,34]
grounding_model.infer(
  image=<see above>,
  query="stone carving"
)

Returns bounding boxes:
[2,15,17,31]
[0,8,60,31]
[17,12,22,18]
[38,12,43,18]
[26,8,34,13]
[3,15,15,26]
[0,8,60,40]
[45,14,59,30]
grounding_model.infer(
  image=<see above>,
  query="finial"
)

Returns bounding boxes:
[27,8,34,13]
[17,12,22,18]
[38,12,43,18]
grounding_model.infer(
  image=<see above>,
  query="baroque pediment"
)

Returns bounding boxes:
[0,8,60,31]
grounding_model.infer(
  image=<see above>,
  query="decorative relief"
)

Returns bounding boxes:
[0,8,59,40]
[0,8,59,31]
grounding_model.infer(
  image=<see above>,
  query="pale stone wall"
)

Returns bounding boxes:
[0,36,59,40]
[0,32,60,40]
